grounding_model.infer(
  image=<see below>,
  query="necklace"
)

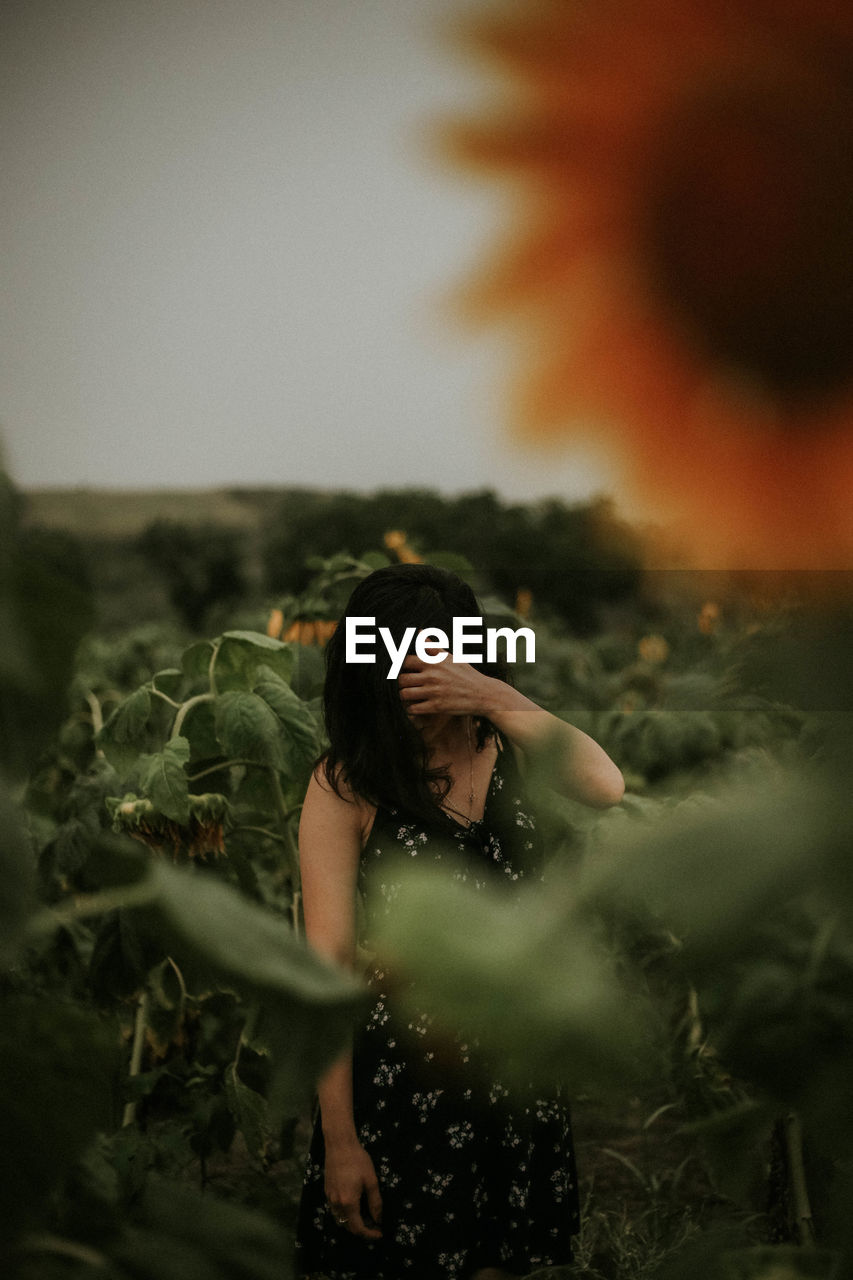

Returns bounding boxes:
[432,718,477,825]
[466,716,475,820]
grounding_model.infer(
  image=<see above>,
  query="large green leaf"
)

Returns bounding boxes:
[0,994,118,1255]
[146,862,366,1108]
[214,691,287,771]
[179,697,221,765]
[151,667,183,698]
[180,639,216,682]
[149,862,346,998]
[374,858,654,1093]
[698,903,853,1149]
[579,764,853,1149]
[288,642,327,701]
[253,664,318,764]
[109,1177,294,1280]
[138,736,191,823]
[36,857,366,1113]
[18,1167,295,1280]
[98,685,153,772]
[214,632,295,692]
[89,907,152,1000]
[579,767,839,957]
[223,1062,275,1164]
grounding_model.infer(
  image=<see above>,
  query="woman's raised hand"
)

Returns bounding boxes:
[397,653,495,719]
[324,1138,383,1240]
[399,653,625,808]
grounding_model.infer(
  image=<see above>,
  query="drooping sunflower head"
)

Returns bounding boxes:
[444,0,853,568]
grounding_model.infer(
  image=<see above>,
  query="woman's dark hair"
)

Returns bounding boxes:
[321,563,508,824]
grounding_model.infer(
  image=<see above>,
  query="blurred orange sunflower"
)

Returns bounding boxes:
[445,0,853,568]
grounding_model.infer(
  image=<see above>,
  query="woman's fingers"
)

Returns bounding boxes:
[397,665,433,706]
[396,672,424,690]
[324,1143,383,1237]
[329,1198,382,1240]
[326,1155,383,1240]
[400,653,444,673]
[398,656,476,714]
[366,1177,384,1228]
[399,683,429,702]
[398,664,441,693]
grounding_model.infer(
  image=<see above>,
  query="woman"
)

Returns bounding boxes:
[296,564,624,1280]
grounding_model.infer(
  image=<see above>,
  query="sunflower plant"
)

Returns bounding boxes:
[0,473,366,1276]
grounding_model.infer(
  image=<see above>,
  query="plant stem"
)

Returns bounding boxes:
[171,639,220,735]
[208,639,221,697]
[122,987,151,1127]
[230,824,285,843]
[784,1111,816,1245]
[232,1004,259,1073]
[84,690,104,738]
[187,758,255,782]
[84,690,108,761]
[150,687,181,709]
[166,955,187,1006]
[267,766,301,937]
[172,691,214,738]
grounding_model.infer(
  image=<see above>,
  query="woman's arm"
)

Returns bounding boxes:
[397,655,624,808]
[299,770,383,1240]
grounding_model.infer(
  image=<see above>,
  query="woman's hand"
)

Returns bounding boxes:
[399,654,625,809]
[324,1137,383,1240]
[397,652,494,718]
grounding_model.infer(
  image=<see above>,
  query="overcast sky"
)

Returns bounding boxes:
[1,0,620,505]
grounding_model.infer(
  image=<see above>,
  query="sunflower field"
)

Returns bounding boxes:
[2,453,852,1280]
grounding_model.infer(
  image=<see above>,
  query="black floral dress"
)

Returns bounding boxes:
[295,740,579,1279]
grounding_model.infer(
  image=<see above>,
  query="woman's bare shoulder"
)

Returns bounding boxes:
[303,760,376,844]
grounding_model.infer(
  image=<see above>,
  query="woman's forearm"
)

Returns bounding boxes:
[482,680,625,808]
[317,1047,360,1146]
[300,771,369,1149]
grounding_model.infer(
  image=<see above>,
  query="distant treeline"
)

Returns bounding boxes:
[263,489,643,634]
[26,487,646,636]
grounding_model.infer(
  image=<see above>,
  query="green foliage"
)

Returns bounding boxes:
[262,488,642,632]
[6,466,853,1280]
[374,598,853,1274]
[135,861,366,1110]
[136,737,192,823]
[0,471,372,1271]
[14,1169,295,1280]
[98,685,154,773]
[0,994,119,1254]
[224,1063,276,1165]
[274,550,393,626]
[376,860,655,1094]
[215,693,289,771]
[252,665,320,765]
